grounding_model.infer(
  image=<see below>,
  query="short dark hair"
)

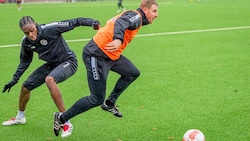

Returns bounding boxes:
[19,16,35,29]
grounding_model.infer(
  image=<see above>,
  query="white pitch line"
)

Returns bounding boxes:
[135,26,250,37]
[0,26,249,49]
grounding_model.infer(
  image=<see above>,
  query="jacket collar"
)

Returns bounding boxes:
[136,8,149,26]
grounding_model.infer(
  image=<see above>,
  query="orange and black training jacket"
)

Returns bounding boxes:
[93,10,143,61]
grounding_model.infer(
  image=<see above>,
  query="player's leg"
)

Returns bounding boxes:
[120,0,126,12]
[48,59,77,137]
[117,0,123,13]
[53,50,110,137]
[47,59,77,112]
[108,55,140,104]
[2,86,29,126]
[60,54,109,120]
[2,64,50,126]
[17,0,21,11]
[102,55,140,117]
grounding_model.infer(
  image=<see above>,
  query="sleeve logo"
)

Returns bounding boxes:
[129,14,140,22]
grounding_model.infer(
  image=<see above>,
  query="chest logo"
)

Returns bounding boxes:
[40,39,48,46]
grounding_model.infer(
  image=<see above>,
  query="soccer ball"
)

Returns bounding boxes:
[182,129,205,141]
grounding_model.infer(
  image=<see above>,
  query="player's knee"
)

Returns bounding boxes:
[23,82,35,91]
[133,69,140,79]
[21,85,30,94]
[89,94,105,106]
[45,76,56,89]
[45,76,55,84]
[125,69,140,81]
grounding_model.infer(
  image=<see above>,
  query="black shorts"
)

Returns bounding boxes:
[23,59,78,91]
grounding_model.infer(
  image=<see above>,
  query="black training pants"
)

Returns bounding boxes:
[61,40,140,121]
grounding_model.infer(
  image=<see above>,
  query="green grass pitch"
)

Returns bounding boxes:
[0,0,250,140]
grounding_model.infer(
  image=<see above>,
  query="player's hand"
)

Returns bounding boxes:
[2,80,17,93]
[105,39,122,52]
[92,20,100,30]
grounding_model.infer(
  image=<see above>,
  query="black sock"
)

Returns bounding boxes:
[105,100,114,106]
[60,115,66,124]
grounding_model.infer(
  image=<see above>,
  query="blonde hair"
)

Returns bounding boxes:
[140,0,158,9]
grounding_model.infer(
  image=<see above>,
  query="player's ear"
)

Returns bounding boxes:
[142,7,148,13]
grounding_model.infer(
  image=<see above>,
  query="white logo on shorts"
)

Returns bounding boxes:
[63,62,70,68]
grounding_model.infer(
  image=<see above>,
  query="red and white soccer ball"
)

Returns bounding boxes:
[182,129,205,141]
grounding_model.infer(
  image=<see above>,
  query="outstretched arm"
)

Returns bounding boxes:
[51,17,100,33]
[2,44,33,93]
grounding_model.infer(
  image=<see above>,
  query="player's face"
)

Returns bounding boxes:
[144,4,159,24]
[21,23,38,41]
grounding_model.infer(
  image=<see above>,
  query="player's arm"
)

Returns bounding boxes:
[113,11,142,43]
[51,17,100,33]
[2,43,33,93]
[105,11,141,52]
[14,45,33,81]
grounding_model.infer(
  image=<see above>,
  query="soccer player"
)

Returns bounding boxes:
[16,0,22,11]
[117,0,126,13]
[53,0,159,138]
[2,16,100,138]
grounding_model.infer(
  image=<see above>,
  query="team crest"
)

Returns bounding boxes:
[40,39,48,46]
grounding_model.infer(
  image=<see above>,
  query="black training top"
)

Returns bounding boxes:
[12,17,96,82]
